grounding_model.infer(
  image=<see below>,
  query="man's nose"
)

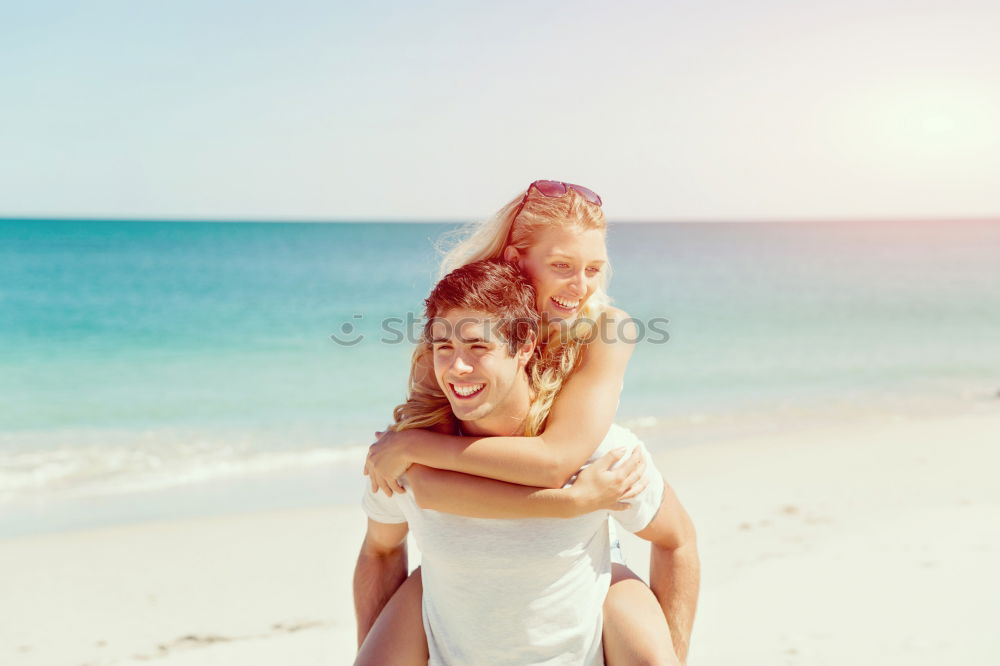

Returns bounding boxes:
[452,353,474,374]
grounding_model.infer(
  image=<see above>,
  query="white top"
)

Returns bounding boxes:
[362,424,665,665]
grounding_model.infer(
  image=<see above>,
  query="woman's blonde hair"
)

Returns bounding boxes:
[392,185,611,436]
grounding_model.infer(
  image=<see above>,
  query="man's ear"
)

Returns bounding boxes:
[502,245,520,263]
[516,332,537,368]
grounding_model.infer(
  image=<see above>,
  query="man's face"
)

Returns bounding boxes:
[429,308,531,423]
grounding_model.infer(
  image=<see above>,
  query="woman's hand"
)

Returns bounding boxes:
[567,447,648,515]
[365,429,414,496]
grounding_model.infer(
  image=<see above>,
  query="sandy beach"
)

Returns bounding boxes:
[2,405,998,666]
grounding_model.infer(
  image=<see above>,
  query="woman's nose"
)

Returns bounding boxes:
[568,271,586,295]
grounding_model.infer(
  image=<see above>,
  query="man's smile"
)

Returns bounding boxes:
[449,382,486,399]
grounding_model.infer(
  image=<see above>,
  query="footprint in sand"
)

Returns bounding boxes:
[132,620,331,660]
[272,620,326,633]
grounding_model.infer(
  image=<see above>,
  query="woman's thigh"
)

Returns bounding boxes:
[355,568,429,666]
[603,563,679,666]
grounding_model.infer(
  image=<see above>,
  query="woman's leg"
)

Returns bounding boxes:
[603,563,680,666]
[355,568,429,666]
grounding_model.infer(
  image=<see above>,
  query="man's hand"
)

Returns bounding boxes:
[365,429,413,496]
[567,447,648,515]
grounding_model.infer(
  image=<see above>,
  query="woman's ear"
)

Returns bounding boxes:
[502,245,519,263]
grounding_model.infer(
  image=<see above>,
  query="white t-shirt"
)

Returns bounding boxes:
[362,423,665,665]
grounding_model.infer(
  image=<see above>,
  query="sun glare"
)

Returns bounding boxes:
[880,85,998,159]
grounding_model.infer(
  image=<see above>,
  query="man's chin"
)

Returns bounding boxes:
[451,404,486,423]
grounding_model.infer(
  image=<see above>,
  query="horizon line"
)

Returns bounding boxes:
[3,215,999,225]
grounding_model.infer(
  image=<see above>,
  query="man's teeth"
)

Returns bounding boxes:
[552,296,580,309]
[452,383,485,397]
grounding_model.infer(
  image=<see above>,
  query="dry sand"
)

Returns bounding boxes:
[2,408,998,665]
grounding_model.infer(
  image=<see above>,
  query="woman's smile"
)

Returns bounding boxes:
[550,295,581,313]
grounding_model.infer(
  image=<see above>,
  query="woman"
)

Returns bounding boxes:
[360,181,679,664]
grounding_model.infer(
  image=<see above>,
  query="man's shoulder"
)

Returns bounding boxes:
[589,423,644,460]
[362,482,410,524]
[603,423,642,446]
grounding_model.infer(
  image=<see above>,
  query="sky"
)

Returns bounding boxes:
[1,0,998,222]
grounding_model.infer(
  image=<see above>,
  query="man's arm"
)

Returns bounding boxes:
[353,518,409,647]
[634,479,700,665]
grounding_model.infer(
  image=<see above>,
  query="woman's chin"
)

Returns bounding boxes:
[544,312,579,338]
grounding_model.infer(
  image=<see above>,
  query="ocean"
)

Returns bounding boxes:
[2,218,998,536]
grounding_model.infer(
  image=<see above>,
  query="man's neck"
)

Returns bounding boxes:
[460,379,535,438]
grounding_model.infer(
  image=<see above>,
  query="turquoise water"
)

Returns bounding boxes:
[2,219,999,534]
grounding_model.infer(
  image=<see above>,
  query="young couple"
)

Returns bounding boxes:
[352,181,699,665]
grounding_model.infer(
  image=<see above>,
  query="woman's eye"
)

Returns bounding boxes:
[435,344,453,352]
[552,263,570,270]
[472,344,488,351]
[586,267,601,275]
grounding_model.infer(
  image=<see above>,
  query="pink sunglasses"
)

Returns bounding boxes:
[510,179,603,224]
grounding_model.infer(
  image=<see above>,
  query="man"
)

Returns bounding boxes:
[353,259,698,664]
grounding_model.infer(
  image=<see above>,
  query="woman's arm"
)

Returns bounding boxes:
[405,446,647,518]
[367,308,638,491]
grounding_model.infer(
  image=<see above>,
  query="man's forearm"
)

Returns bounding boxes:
[353,545,408,647]
[649,541,700,664]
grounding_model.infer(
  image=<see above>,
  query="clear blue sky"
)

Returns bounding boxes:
[2,0,997,221]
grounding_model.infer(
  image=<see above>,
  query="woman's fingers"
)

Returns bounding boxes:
[377,476,395,497]
[363,458,377,489]
[366,430,399,495]
[614,450,644,492]
[594,448,627,471]
[375,471,405,496]
[621,453,645,485]
[613,450,647,501]
[623,449,644,475]
[619,476,649,500]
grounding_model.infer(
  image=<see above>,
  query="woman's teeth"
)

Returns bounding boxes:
[551,296,580,310]
[451,383,485,398]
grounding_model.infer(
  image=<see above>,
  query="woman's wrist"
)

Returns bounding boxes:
[562,484,594,517]
[398,428,426,466]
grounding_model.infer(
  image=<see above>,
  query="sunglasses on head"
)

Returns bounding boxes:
[527,180,602,206]
[510,180,603,225]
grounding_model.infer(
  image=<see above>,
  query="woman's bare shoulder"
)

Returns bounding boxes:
[594,306,638,347]
[572,305,637,374]
[600,305,632,322]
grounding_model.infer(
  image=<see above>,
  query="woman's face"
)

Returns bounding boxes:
[507,225,608,326]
